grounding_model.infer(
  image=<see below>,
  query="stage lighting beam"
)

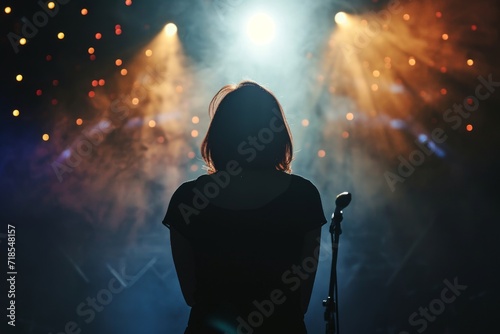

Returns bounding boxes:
[246,13,276,46]
[164,23,178,37]
[335,12,348,26]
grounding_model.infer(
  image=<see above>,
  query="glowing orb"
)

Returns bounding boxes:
[246,13,276,46]
[335,12,348,26]
[164,23,178,36]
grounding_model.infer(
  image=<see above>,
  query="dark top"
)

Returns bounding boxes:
[163,170,326,334]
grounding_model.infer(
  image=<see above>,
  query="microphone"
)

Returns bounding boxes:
[334,192,351,214]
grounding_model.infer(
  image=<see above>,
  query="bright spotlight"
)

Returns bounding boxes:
[335,12,348,26]
[164,23,178,36]
[246,13,276,46]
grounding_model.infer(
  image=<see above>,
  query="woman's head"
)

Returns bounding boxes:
[201,81,293,174]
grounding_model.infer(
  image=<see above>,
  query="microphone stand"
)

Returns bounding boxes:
[323,192,351,334]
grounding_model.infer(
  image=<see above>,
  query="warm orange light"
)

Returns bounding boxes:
[373,70,380,77]
[88,91,95,98]
[42,134,50,141]
[440,88,447,95]
[16,74,23,82]
[132,98,139,105]
[442,33,449,40]
[120,69,128,76]
[346,113,354,121]
[145,49,153,57]
[318,150,326,158]
[435,11,442,18]
[95,33,102,40]
[301,119,309,127]
[342,131,349,139]
[467,59,474,66]
[409,57,416,66]
[76,118,83,125]
[12,109,20,117]
[81,8,88,15]
[57,32,65,39]
[20,38,27,45]
[371,84,379,91]
[192,116,199,124]
[48,2,56,9]
[98,79,105,86]
[403,14,410,21]
[148,120,156,128]
[188,151,196,159]
[5,7,12,14]
[115,59,122,66]
[88,47,95,54]
[191,130,199,138]
[466,124,473,132]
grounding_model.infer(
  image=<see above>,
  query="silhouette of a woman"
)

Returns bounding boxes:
[163,81,326,334]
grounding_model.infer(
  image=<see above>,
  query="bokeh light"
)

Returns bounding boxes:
[164,23,178,36]
[334,12,348,25]
[42,134,50,141]
[246,13,276,45]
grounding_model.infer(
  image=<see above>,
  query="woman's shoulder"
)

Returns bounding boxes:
[289,173,319,190]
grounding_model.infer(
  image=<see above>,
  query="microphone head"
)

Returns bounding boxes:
[335,192,352,210]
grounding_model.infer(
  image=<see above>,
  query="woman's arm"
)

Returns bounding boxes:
[300,226,322,314]
[170,228,196,307]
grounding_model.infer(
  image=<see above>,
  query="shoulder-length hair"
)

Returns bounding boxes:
[201,81,293,174]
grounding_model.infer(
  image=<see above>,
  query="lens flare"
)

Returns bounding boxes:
[246,13,276,46]
[164,23,178,36]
